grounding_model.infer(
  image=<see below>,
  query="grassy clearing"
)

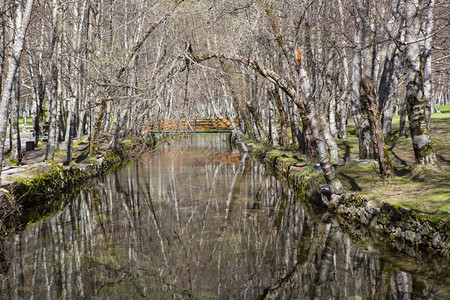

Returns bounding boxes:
[335,105,450,219]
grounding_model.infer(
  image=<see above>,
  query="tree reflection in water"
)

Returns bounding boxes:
[0,135,448,299]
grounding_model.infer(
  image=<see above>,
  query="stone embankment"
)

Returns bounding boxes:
[236,137,449,257]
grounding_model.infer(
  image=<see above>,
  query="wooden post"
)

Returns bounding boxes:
[195,119,197,132]
[217,119,219,132]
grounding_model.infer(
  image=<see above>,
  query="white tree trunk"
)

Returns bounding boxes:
[337,0,350,138]
[0,0,34,185]
[404,0,439,167]
[321,112,338,160]
[0,19,4,94]
[329,93,338,139]
[422,0,434,129]
[351,2,373,159]
[45,0,61,161]
[378,6,403,134]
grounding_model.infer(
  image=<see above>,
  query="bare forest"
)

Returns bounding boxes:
[1,0,449,192]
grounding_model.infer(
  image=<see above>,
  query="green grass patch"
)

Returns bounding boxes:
[335,163,449,219]
[333,108,450,219]
[18,117,33,125]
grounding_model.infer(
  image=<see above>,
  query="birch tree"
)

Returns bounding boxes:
[293,48,344,193]
[421,0,435,129]
[10,70,21,162]
[192,48,345,194]
[336,0,350,139]
[45,0,61,161]
[350,0,374,160]
[0,12,4,95]
[360,77,393,177]
[404,0,439,168]
[0,0,34,185]
[378,0,404,134]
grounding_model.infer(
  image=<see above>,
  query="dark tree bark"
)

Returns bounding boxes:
[294,48,344,194]
[246,100,268,149]
[377,1,404,134]
[399,97,408,137]
[10,70,22,163]
[65,97,76,164]
[360,77,393,177]
[270,85,289,148]
[378,46,401,134]
[350,1,374,160]
[219,60,255,140]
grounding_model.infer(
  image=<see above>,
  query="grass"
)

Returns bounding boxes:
[334,105,450,219]
[18,117,34,126]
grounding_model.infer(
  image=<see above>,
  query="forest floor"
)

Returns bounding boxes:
[334,105,450,219]
[1,129,107,186]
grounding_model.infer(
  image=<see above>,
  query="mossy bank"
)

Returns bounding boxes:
[234,136,449,258]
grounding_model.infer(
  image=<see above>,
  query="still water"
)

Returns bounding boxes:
[0,135,448,299]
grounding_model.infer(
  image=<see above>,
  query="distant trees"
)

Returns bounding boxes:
[0,0,448,187]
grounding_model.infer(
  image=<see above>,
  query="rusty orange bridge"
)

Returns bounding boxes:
[143,119,239,134]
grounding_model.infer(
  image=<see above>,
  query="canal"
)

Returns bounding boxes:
[0,135,448,299]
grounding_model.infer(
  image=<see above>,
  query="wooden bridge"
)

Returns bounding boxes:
[143,119,239,134]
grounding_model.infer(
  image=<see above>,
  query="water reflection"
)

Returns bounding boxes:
[0,135,448,299]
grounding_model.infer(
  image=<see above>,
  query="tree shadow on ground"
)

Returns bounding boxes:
[74,145,90,163]
[436,154,449,164]
[393,166,410,177]
[386,133,408,166]
[340,173,362,191]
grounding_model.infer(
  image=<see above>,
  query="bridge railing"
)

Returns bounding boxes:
[143,119,239,134]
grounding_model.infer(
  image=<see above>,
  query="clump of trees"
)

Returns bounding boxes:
[0,0,449,191]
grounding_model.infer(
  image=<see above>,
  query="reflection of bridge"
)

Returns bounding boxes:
[143,119,239,134]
